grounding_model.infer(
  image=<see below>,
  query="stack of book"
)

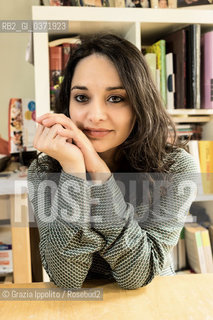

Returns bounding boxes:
[173,222,213,274]
[143,27,213,110]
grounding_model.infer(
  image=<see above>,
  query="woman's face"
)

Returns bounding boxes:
[69,54,136,161]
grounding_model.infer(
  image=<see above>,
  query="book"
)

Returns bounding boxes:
[144,53,157,84]
[146,40,167,106]
[209,225,213,253]
[187,140,203,195]
[164,29,186,109]
[185,223,207,273]
[190,223,213,273]
[171,244,178,271]
[178,228,187,270]
[0,243,13,275]
[166,53,175,110]
[185,24,201,109]
[201,31,213,109]
[198,141,213,194]
[187,140,201,172]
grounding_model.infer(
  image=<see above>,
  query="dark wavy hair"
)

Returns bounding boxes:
[37,32,187,174]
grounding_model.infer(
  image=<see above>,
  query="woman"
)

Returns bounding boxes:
[28,33,198,290]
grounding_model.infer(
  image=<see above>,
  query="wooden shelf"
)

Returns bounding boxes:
[167,109,213,123]
[195,194,213,202]
[168,109,213,115]
[171,116,212,123]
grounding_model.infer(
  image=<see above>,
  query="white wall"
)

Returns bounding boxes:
[0,0,39,140]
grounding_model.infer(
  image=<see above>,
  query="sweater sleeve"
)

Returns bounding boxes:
[27,158,105,289]
[89,149,199,289]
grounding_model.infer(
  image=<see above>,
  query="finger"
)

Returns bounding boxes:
[54,134,67,143]
[56,127,75,140]
[36,113,53,123]
[41,114,78,132]
[33,123,45,146]
[46,124,64,140]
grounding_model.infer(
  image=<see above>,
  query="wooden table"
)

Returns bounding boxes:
[1,274,213,320]
[0,173,32,283]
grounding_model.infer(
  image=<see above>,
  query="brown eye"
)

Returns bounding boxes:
[75,95,88,102]
[108,96,124,103]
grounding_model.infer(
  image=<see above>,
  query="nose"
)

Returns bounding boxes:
[87,99,108,123]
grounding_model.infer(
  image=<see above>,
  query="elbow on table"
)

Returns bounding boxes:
[115,271,154,290]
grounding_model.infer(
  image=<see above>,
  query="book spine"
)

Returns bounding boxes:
[201,31,213,109]
[147,40,167,106]
[198,141,213,194]
[195,231,207,273]
[186,24,201,109]
[201,230,213,273]
[178,228,186,270]
[159,40,167,107]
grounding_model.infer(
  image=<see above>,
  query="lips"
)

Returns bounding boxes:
[84,129,112,138]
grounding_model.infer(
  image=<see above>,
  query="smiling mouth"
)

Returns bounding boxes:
[84,130,112,138]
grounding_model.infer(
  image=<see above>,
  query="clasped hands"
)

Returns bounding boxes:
[34,113,111,182]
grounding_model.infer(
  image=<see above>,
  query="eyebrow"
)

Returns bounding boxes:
[71,85,126,91]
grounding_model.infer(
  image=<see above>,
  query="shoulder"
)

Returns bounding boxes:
[166,147,199,174]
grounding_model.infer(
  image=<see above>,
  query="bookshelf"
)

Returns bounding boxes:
[32,7,213,118]
[32,6,213,277]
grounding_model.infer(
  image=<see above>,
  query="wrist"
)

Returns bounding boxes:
[61,162,86,180]
[89,163,111,184]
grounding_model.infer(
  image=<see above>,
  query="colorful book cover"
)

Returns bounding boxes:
[201,31,213,109]
[198,141,213,194]
[146,40,167,106]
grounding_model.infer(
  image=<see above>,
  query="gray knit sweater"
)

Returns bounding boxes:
[28,148,199,290]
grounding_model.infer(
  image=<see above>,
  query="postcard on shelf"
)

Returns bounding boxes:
[8,98,36,154]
